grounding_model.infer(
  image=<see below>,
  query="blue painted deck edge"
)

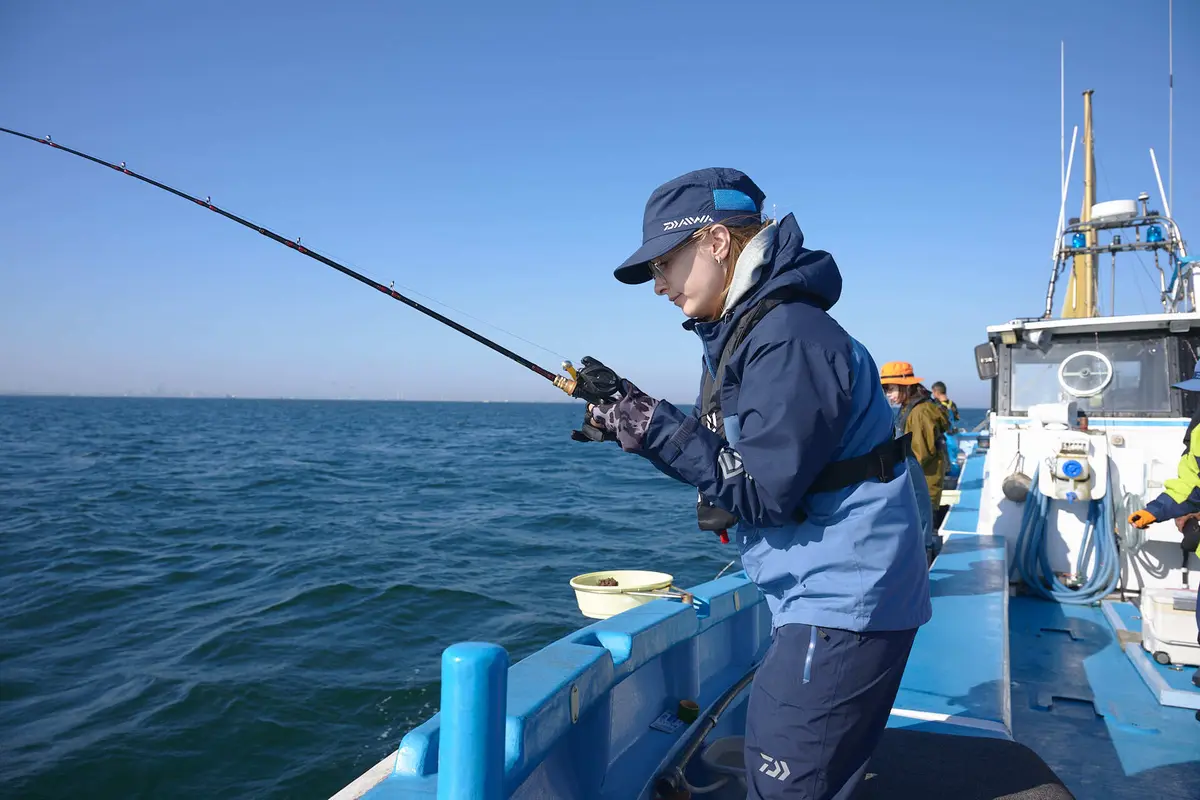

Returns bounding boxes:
[943,447,986,535]
[1126,647,1200,710]
[1103,600,1200,711]
[889,532,1012,740]
[364,570,770,798]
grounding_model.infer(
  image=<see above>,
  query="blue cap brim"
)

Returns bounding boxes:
[1174,379,1200,391]
[613,229,693,285]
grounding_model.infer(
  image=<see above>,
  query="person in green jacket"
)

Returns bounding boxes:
[1129,364,1200,689]
[881,362,951,509]
[1130,365,1200,532]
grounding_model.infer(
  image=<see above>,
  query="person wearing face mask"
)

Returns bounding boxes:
[880,364,951,515]
[572,168,932,800]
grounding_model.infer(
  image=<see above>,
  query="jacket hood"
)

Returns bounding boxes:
[686,213,843,362]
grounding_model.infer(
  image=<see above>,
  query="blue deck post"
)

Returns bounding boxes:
[437,642,508,800]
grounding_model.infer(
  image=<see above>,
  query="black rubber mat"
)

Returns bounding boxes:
[853,728,1075,799]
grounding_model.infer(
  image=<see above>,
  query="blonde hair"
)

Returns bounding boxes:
[655,214,773,320]
[714,216,772,316]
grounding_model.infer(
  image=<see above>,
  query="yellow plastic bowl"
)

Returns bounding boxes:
[569,570,674,620]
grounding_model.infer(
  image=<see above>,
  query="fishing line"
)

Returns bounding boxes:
[1,127,589,394]
[263,229,572,364]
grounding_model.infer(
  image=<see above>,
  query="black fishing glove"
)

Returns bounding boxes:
[570,417,616,443]
[569,356,622,443]
[567,357,660,452]
[1182,518,1200,554]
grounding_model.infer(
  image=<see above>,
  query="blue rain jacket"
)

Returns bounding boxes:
[640,215,932,632]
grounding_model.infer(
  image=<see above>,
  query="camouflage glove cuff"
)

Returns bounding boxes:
[589,379,659,453]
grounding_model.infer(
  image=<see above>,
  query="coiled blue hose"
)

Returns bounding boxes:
[1013,464,1120,604]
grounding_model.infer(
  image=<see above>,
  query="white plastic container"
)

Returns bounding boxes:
[569,570,674,619]
[699,736,748,797]
[1140,588,1200,667]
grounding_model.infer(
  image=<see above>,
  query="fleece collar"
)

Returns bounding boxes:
[719,221,777,317]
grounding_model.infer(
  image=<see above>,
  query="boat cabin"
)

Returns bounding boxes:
[974,313,1200,420]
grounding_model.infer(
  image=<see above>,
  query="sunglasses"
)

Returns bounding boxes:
[648,231,707,282]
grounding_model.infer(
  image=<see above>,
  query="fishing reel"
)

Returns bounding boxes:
[557,357,624,443]
[557,357,732,545]
[556,357,622,404]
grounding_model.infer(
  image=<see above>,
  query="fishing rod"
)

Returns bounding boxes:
[0,126,616,404]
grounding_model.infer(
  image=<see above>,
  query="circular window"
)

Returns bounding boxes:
[1057,350,1113,398]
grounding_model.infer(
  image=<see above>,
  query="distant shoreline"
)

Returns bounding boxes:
[0,393,992,413]
[0,393,583,404]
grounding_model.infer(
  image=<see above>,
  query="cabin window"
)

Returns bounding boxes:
[1181,334,1200,418]
[1009,334,1171,415]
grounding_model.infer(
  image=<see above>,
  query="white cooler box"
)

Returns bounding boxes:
[1141,588,1200,667]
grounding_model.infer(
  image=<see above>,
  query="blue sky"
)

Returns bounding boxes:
[1,1,1195,406]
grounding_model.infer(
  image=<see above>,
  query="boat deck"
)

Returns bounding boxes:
[921,443,1200,799]
[1008,596,1200,799]
[887,531,1011,740]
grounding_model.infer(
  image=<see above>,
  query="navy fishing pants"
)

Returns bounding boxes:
[744,622,917,800]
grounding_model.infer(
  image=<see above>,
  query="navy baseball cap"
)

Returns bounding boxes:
[1175,363,1200,392]
[614,167,766,285]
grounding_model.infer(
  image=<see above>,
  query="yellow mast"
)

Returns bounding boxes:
[1062,90,1097,317]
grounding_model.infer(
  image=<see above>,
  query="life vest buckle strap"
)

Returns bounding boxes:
[804,432,912,496]
[878,449,895,483]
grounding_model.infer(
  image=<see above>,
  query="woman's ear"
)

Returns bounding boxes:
[708,224,732,263]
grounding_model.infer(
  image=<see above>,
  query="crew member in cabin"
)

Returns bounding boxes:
[573,168,932,800]
[1129,363,1200,687]
[930,381,960,424]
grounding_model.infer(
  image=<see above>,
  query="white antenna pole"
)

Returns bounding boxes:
[1150,147,1172,219]
[1149,144,1193,308]
[1053,125,1080,262]
[1061,40,1065,193]
[1169,0,1173,214]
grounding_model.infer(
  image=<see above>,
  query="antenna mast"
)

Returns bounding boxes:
[1169,0,1174,213]
[1062,90,1097,318]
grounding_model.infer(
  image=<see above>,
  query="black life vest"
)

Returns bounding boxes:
[695,290,912,535]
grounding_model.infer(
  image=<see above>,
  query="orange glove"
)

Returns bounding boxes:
[1128,510,1157,529]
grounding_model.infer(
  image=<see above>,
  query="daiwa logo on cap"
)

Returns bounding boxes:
[613,168,766,285]
[663,214,713,232]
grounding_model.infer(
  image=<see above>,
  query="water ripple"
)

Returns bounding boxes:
[0,396,741,799]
